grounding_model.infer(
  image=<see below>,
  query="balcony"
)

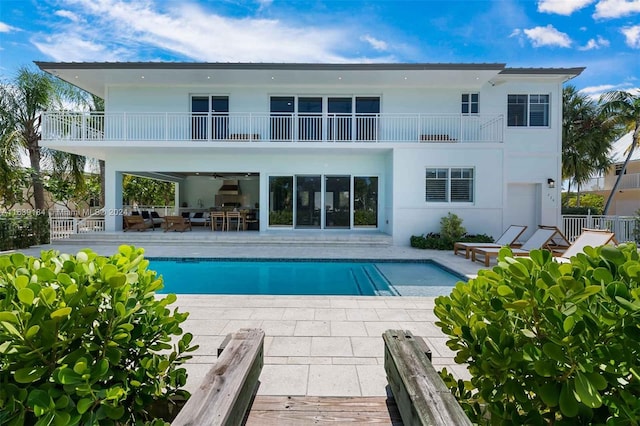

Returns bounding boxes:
[619,173,640,190]
[581,173,640,192]
[41,112,504,143]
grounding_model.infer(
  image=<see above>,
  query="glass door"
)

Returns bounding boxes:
[325,176,350,228]
[356,97,380,141]
[211,96,229,140]
[354,177,378,227]
[191,96,209,140]
[270,97,294,141]
[295,175,321,228]
[328,97,352,141]
[298,97,322,141]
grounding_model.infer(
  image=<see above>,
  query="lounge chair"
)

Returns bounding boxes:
[124,215,153,232]
[471,226,564,267]
[164,215,192,232]
[453,225,527,258]
[557,228,617,261]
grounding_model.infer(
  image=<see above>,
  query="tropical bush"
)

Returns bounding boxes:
[0,212,50,251]
[269,210,293,226]
[411,213,492,250]
[562,193,604,215]
[0,245,197,425]
[435,244,640,424]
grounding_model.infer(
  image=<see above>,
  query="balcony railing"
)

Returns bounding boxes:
[42,112,504,143]
[581,173,640,191]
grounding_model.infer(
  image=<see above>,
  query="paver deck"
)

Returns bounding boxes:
[11,239,485,397]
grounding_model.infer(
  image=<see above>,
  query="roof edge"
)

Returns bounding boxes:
[34,61,507,72]
[501,67,586,76]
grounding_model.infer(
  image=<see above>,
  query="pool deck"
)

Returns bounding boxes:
[11,241,486,398]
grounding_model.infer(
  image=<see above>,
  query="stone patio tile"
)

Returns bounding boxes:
[182,319,229,335]
[375,308,413,321]
[288,356,332,365]
[356,365,389,396]
[282,307,316,320]
[257,365,309,396]
[183,363,213,394]
[397,321,442,337]
[364,321,401,337]
[329,321,368,337]
[350,336,383,358]
[181,308,227,319]
[186,355,218,364]
[220,308,256,319]
[294,320,331,336]
[333,357,378,365]
[307,365,361,396]
[384,299,418,309]
[190,335,226,357]
[260,320,296,336]
[345,308,379,321]
[264,357,289,365]
[423,337,456,358]
[315,308,347,321]
[267,336,312,357]
[407,310,439,322]
[311,337,353,357]
[249,307,285,320]
[219,320,263,335]
[356,299,389,309]
[329,298,360,308]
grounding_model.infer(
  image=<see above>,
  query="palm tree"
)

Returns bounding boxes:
[562,86,616,205]
[0,66,92,210]
[601,90,640,215]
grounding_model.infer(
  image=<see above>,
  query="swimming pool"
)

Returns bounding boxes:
[148,259,464,296]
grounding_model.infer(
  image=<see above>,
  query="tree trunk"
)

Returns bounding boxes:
[27,138,45,211]
[576,185,581,207]
[603,127,639,215]
[99,159,105,207]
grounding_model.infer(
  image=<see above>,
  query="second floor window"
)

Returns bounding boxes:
[461,93,479,114]
[507,94,549,127]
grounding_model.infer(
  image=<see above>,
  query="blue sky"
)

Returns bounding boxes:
[0,0,639,96]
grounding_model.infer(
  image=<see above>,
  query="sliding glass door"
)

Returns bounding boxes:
[325,176,350,228]
[295,176,322,228]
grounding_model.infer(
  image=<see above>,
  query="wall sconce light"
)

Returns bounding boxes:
[547,178,556,188]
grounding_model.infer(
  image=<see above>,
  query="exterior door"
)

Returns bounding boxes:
[325,176,350,228]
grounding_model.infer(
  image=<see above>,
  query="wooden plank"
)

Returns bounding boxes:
[383,330,471,426]
[245,396,403,425]
[173,328,264,426]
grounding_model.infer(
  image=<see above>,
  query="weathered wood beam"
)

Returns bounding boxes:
[383,329,471,426]
[173,328,265,426]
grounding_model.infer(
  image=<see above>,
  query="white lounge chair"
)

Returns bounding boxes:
[471,226,563,267]
[557,228,617,261]
[453,225,527,259]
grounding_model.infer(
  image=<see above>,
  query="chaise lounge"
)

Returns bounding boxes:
[164,215,192,232]
[123,215,154,232]
[471,226,566,266]
[556,228,617,262]
[453,225,527,258]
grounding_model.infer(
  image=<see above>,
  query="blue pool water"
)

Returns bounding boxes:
[149,259,464,296]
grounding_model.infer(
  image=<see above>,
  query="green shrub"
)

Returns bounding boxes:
[434,244,640,424]
[0,213,50,251]
[0,245,197,425]
[269,210,293,226]
[440,212,466,241]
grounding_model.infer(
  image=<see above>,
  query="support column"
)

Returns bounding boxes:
[104,167,123,232]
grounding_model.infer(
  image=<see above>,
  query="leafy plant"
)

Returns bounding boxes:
[434,244,640,424]
[0,212,50,251]
[269,210,293,226]
[411,213,491,250]
[440,212,466,241]
[0,245,197,425]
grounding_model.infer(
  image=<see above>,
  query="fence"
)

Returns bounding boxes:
[50,209,106,241]
[562,214,638,243]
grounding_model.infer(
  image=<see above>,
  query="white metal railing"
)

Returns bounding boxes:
[619,173,640,190]
[50,215,105,241]
[42,112,504,143]
[562,214,638,243]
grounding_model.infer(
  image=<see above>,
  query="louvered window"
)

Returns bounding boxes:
[425,168,474,203]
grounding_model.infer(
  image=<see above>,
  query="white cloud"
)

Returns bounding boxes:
[360,34,388,51]
[621,25,640,47]
[594,0,640,19]
[580,84,618,95]
[54,10,80,22]
[0,21,17,33]
[522,25,572,47]
[578,35,610,50]
[30,0,394,63]
[538,0,595,15]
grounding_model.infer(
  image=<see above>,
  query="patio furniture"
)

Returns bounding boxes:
[123,215,153,232]
[226,210,244,231]
[471,226,564,267]
[164,215,192,232]
[211,211,226,231]
[453,225,527,258]
[148,211,164,228]
[557,228,617,261]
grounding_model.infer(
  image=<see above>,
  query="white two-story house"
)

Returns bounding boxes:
[36,62,583,245]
